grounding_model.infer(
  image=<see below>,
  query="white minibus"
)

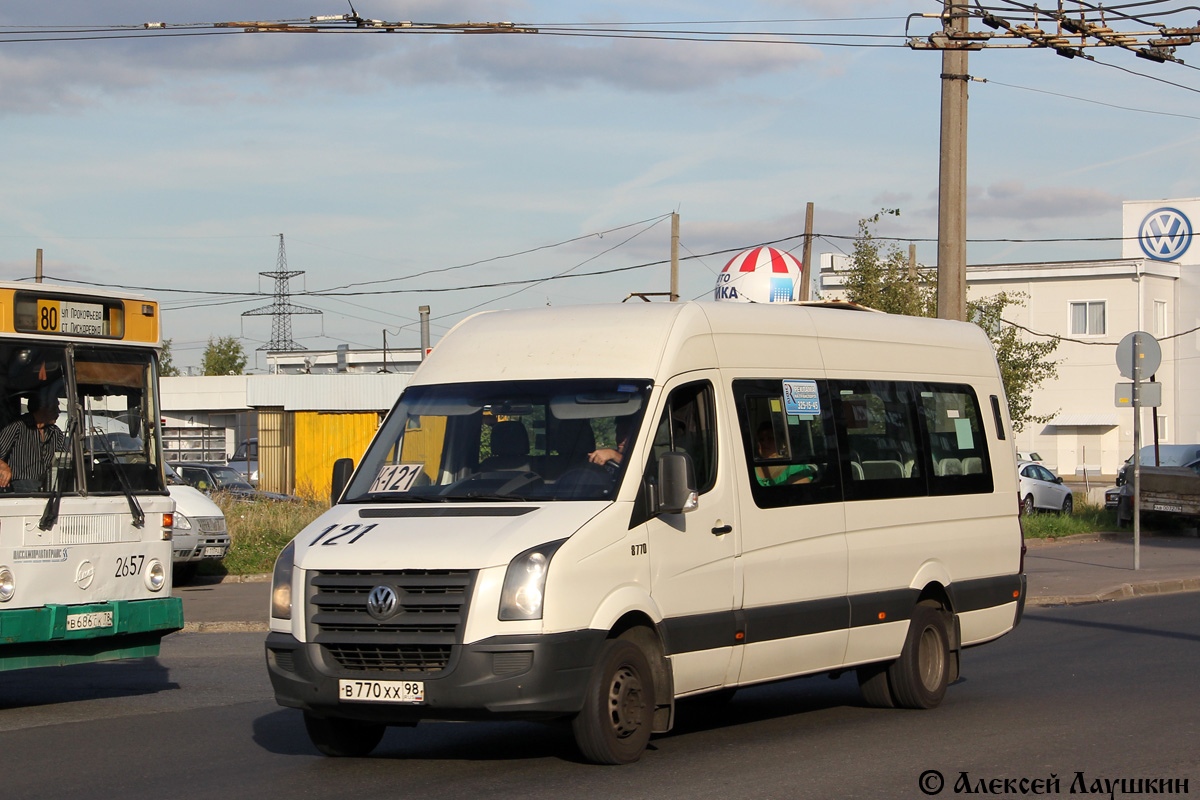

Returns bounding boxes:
[266,301,1025,763]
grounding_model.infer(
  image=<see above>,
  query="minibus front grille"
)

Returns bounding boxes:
[308,569,475,674]
[323,644,453,673]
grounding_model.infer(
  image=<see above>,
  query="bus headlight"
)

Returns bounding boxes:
[173,513,193,530]
[499,540,566,621]
[271,540,295,621]
[0,566,14,602]
[145,559,166,592]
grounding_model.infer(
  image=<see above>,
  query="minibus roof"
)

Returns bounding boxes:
[412,301,996,386]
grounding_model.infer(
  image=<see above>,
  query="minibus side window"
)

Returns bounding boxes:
[918,384,994,496]
[832,380,925,501]
[732,379,841,509]
[645,381,718,494]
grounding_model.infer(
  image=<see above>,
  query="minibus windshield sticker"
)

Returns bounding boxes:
[954,418,975,450]
[369,463,426,494]
[782,380,820,415]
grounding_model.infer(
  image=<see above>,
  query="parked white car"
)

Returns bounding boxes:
[167,463,230,582]
[1017,460,1073,515]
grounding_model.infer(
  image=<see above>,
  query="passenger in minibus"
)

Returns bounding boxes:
[755,422,815,487]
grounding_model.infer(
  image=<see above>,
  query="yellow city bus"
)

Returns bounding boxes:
[0,281,182,671]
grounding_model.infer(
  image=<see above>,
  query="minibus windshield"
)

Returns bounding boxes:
[343,379,651,503]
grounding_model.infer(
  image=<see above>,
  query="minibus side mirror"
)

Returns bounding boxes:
[331,457,355,504]
[656,451,698,515]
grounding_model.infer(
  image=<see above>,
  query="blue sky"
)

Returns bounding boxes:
[2,1,1198,370]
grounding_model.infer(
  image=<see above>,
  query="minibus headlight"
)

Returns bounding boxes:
[145,559,167,592]
[0,566,14,602]
[173,513,193,530]
[499,540,566,621]
[271,540,295,621]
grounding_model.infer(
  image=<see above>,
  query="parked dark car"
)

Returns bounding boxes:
[169,462,293,502]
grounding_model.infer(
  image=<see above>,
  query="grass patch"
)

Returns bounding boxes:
[198,494,330,576]
[1021,498,1118,539]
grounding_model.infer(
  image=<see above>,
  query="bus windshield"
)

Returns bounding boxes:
[0,343,164,496]
[343,378,650,503]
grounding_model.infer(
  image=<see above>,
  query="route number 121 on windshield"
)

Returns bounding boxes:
[369,464,425,494]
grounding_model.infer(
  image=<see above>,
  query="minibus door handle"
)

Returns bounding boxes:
[711,524,733,536]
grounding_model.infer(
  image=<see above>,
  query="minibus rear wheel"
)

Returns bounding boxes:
[572,638,656,765]
[887,604,950,709]
[304,713,386,757]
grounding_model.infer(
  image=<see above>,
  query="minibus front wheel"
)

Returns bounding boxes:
[304,713,386,757]
[571,638,656,765]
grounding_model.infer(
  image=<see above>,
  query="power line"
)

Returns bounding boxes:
[39,226,1187,302]
[974,74,1200,119]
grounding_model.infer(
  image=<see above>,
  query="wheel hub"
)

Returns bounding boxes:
[607,665,646,739]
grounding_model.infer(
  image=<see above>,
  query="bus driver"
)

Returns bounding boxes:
[0,394,67,493]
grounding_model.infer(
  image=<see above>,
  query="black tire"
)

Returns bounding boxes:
[1061,493,1073,515]
[303,713,386,757]
[1022,494,1036,516]
[571,638,655,765]
[886,605,951,710]
[856,662,895,708]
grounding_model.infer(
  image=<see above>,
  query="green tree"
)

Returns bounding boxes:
[842,209,935,318]
[842,211,1059,432]
[159,338,181,377]
[969,292,1059,432]
[201,336,247,376]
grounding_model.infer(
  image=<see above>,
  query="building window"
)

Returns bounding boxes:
[1069,301,1106,336]
[1154,300,1168,338]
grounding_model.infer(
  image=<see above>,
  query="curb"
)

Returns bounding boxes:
[1027,576,1200,606]
[181,621,270,634]
[188,572,271,584]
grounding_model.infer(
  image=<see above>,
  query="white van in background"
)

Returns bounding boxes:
[166,463,230,583]
[266,301,1025,764]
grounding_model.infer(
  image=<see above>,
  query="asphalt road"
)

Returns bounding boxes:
[2,595,1197,800]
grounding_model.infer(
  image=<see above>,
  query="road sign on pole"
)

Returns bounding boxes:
[1115,331,1159,571]
[1116,331,1161,379]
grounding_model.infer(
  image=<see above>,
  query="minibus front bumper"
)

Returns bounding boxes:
[265,628,609,723]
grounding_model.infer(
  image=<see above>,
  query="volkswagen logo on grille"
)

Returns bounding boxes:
[366,585,400,620]
[1139,207,1193,261]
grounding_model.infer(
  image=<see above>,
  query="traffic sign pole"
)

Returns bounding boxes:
[1132,334,1141,570]
[1116,330,1159,571]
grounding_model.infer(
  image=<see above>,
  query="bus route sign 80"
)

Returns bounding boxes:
[10,292,124,338]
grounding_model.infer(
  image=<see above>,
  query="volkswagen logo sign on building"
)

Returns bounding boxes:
[366,585,399,620]
[1139,207,1193,261]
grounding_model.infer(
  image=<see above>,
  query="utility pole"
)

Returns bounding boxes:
[800,203,815,301]
[669,213,680,302]
[937,0,969,322]
[419,305,431,360]
[911,2,1199,319]
[35,249,43,283]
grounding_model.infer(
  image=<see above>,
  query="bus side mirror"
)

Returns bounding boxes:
[331,458,355,504]
[656,451,698,515]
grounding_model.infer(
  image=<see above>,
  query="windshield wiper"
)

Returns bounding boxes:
[39,415,77,531]
[356,493,450,503]
[89,425,145,528]
[443,493,531,502]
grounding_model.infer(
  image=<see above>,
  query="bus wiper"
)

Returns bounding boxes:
[360,493,449,503]
[38,416,76,531]
[90,425,145,528]
[445,493,530,502]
